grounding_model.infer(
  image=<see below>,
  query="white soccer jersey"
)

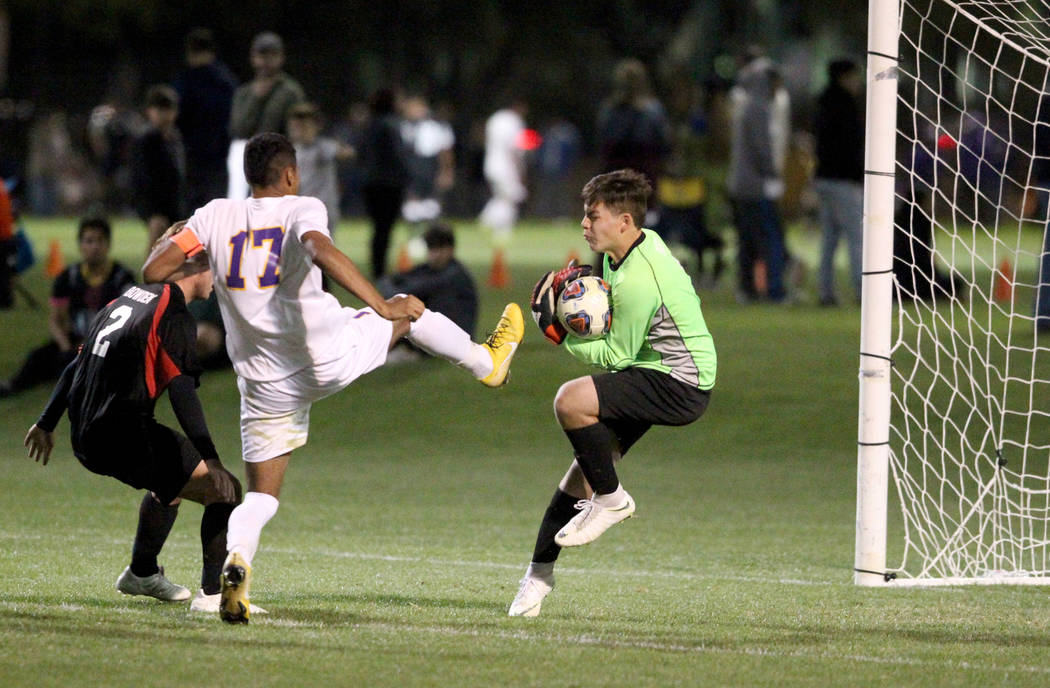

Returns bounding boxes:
[182,195,351,382]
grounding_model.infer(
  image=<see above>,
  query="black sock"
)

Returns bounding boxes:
[200,502,235,595]
[130,492,179,577]
[531,489,583,564]
[564,422,619,494]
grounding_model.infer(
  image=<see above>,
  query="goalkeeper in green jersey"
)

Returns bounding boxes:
[509,168,717,617]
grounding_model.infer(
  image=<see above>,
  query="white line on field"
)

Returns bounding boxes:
[265,546,837,586]
[0,531,835,586]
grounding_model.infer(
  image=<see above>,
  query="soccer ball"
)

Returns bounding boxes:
[557,276,612,339]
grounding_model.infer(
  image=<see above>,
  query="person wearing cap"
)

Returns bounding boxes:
[226,31,305,199]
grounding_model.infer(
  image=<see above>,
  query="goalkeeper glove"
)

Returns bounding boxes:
[530,262,593,345]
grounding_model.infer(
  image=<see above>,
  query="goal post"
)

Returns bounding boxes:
[857,0,1050,586]
[855,0,900,587]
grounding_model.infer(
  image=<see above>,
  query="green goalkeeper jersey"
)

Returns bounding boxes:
[564,229,716,390]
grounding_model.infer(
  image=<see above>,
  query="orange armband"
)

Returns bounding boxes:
[172,226,204,257]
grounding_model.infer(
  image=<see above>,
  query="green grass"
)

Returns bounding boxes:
[2,217,1050,687]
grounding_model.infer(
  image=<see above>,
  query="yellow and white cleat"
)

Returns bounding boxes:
[479,303,525,388]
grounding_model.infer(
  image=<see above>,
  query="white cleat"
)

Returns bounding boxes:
[508,574,554,617]
[554,491,636,547]
[189,588,267,615]
[116,566,192,602]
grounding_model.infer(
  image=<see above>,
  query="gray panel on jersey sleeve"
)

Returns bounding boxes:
[648,305,700,388]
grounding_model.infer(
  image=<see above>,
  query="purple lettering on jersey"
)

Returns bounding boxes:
[226,230,249,289]
[253,226,285,288]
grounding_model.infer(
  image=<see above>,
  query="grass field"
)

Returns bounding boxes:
[2,216,1050,687]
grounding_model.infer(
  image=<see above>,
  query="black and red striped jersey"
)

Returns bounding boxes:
[67,283,201,445]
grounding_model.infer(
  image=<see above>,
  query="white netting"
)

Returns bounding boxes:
[891,0,1050,581]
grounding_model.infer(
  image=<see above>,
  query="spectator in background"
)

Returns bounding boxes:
[0,217,135,397]
[0,179,13,308]
[595,58,670,213]
[655,77,724,287]
[534,117,581,219]
[400,94,456,226]
[287,102,354,234]
[1034,94,1050,333]
[479,99,528,280]
[131,85,186,254]
[358,88,409,278]
[227,31,304,199]
[173,27,237,211]
[86,105,143,213]
[814,59,865,306]
[377,223,478,339]
[727,59,787,303]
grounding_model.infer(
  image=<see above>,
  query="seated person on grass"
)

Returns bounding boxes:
[377,223,478,361]
[1,217,135,397]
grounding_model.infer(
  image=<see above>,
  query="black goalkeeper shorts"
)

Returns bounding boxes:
[74,415,201,505]
[592,367,711,455]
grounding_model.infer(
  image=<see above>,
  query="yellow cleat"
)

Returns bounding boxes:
[219,551,252,625]
[479,303,525,388]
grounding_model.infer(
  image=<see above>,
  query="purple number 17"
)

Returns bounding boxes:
[226,226,285,289]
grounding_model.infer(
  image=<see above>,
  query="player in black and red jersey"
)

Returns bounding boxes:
[23,250,245,613]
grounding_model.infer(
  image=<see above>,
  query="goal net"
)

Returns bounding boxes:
[860,0,1050,585]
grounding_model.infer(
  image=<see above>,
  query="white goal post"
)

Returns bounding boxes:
[856,0,1050,586]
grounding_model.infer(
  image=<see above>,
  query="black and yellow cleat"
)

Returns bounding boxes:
[479,303,525,388]
[219,552,252,625]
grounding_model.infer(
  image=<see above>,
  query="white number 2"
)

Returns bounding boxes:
[91,305,133,358]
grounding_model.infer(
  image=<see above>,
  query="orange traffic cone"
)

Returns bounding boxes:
[994,258,1013,303]
[396,244,413,273]
[45,239,65,278]
[487,248,510,288]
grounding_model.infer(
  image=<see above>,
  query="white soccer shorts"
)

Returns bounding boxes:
[237,307,393,463]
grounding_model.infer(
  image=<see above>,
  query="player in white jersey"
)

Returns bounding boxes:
[143,132,524,623]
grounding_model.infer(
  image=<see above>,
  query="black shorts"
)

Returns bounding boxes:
[592,367,711,455]
[73,415,201,504]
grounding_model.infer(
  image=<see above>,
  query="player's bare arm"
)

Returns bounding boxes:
[142,221,211,283]
[301,230,424,321]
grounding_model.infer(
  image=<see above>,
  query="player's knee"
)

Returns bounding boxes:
[553,382,581,425]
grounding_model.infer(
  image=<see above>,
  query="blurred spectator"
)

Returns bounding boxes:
[86,104,143,213]
[654,79,724,286]
[358,88,409,278]
[893,189,961,303]
[329,102,370,217]
[173,27,237,210]
[130,84,186,253]
[287,102,354,234]
[227,31,305,199]
[814,58,864,306]
[1035,94,1050,333]
[958,102,1007,222]
[479,99,528,246]
[595,58,670,215]
[533,117,581,219]
[0,217,135,397]
[400,94,456,225]
[0,178,12,308]
[377,223,479,362]
[727,58,787,302]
